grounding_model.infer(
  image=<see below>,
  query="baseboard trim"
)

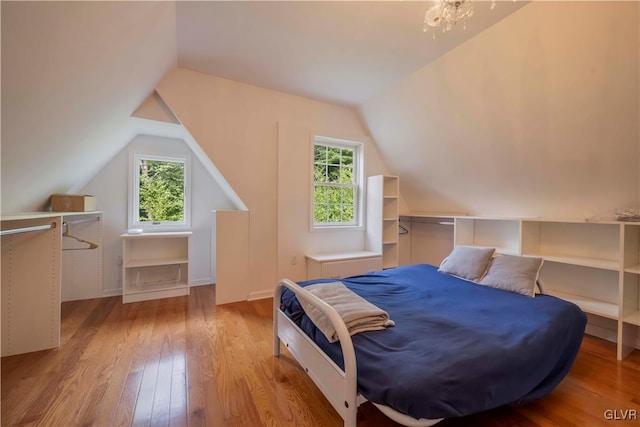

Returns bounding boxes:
[189,278,213,287]
[248,290,273,301]
[102,289,122,298]
[585,323,617,344]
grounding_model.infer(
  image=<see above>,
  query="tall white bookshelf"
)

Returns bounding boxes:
[366,175,399,269]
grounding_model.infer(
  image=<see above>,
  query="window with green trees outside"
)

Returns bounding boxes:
[313,137,362,227]
[131,154,190,229]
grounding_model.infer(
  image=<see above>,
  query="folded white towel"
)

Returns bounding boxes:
[299,281,395,343]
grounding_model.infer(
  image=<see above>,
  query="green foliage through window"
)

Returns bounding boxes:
[313,141,358,226]
[138,159,185,223]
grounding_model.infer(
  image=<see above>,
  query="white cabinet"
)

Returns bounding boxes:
[121,232,191,303]
[366,175,399,269]
[306,251,382,280]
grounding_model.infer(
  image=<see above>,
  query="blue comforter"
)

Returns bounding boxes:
[280,264,586,420]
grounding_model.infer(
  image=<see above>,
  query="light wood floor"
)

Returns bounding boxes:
[2,285,639,426]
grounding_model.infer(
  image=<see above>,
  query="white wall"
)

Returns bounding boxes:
[1,1,176,212]
[81,134,236,296]
[360,1,640,218]
[276,122,393,283]
[155,69,400,297]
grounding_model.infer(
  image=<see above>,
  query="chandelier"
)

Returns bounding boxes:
[423,0,498,37]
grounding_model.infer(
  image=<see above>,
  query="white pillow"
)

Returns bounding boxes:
[438,246,495,282]
[478,254,544,297]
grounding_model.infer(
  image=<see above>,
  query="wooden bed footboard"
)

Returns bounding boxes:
[273,279,359,427]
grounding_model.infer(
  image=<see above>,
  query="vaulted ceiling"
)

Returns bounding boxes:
[176,1,527,106]
[1,1,528,212]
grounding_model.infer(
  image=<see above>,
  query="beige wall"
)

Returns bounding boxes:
[156,69,394,297]
[360,1,640,218]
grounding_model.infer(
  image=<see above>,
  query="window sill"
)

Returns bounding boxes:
[310,224,364,233]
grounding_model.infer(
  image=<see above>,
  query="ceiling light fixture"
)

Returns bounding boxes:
[423,0,501,38]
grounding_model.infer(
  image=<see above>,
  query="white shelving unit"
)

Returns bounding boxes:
[621,223,640,357]
[366,175,399,269]
[421,215,640,359]
[121,231,191,303]
[1,214,63,356]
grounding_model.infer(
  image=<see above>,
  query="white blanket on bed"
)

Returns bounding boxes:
[299,281,395,343]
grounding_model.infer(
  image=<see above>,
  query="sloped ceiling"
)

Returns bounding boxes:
[1,0,528,212]
[1,1,177,212]
[176,1,527,106]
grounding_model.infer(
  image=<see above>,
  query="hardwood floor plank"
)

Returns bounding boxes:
[3,284,639,427]
[112,300,162,427]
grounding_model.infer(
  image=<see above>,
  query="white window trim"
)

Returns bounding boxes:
[310,135,364,232]
[129,152,191,231]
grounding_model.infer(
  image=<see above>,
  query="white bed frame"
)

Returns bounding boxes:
[273,279,443,427]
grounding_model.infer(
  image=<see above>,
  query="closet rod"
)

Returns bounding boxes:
[64,216,100,226]
[0,222,56,236]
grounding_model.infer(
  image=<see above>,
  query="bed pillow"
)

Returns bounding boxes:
[438,246,495,282]
[478,254,544,297]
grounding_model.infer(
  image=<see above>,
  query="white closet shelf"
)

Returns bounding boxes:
[493,247,520,256]
[126,257,189,268]
[524,253,620,271]
[546,289,618,320]
[623,311,640,326]
[127,281,188,294]
[624,264,640,274]
[1,211,102,221]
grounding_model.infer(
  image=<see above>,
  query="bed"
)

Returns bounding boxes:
[273,263,587,427]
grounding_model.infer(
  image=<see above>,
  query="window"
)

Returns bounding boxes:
[130,153,191,230]
[312,136,363,228]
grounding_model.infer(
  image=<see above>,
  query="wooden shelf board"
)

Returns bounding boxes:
[546,289,618,320]
[493,247,520,256]
[458,245,519,256]
[524,253,619,271]
[623,310,640,326]
[122,286,189,303]
[126,280,189,294]
[125,258,188,268]
[624,264,640,274]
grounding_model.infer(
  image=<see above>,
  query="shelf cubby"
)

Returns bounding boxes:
[121,231,191,303]
[454,217,520,255]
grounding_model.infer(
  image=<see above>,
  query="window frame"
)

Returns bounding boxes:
[129,152,191,231]
[310,135,364,231]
